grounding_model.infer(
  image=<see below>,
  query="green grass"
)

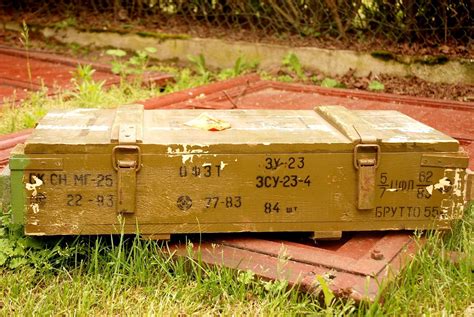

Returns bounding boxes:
[0,207,471,315]
[0,69,190,134]
[363,211,473,315]
[0,62,473,315]
[0,233,328,315]
[0,83,163,134]
[0,57,258,134]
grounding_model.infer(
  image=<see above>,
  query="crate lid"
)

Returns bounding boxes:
[23,105,459,154]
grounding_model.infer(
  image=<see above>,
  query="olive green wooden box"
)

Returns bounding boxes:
[9,105,472,239]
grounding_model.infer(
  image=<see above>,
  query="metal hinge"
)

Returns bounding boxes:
[112,145,141,214]
[354,144,380,210]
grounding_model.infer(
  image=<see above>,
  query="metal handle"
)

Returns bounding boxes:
[353,144,380,169]
[112,145,142,172]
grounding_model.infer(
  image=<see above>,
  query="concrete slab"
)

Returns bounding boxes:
[8,22,471,85]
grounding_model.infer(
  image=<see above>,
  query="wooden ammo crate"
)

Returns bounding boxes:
[8,105,472,239]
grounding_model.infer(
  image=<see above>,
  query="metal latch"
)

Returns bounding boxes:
[354,144,380,210]
[112,145,141,214]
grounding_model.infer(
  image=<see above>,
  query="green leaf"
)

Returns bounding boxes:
[0,251,7,266]
[277,75,294,83]
[282,52,304,79]
[12,246,25,257]
[144,47,157,54]
[110,62,123,75]
[233,56,242,76]
[106,49,127,57]
[0,238,15,256]
[9,257,27,269]
[128,56,142,66]
[310,76,321,84]
[368,80,385,91]
[237,270,254,285]
[18,237,43,250]
[316,275,335,307]
[321,78,345,88]
[217,68,234,81]
[187,54,208,77]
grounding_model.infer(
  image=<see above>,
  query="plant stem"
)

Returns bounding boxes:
[20,20,32,85]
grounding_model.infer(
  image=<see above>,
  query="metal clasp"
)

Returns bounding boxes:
[353,144,380,169]
[112,145,142,214]
[112,145,142,172]
[354,144,380,210]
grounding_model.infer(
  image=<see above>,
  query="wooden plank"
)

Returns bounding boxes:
[110,104,144,143]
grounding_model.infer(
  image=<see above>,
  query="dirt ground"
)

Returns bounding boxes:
[0,21,472,103]
[337,72,473,102]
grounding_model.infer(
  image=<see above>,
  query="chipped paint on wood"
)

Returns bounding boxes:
[25,175,43,214]
[25,175,43,196]
[36,124,110,131]
[219,161,228,170]
[166,144,210,164]
[44,108,97,118]
[425,177,452,195]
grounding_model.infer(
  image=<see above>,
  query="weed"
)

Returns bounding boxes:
[106,48,127,59]
[162,67,210,93]
[368,80,385,91]
[276,74,295,83]
[187,53,211,82]
[0,65,165,134]
[106,47,157,85]
[19,20,32,84]
[0,211,44,269]
[69,64,106,107]
[217,56,259,80]
[68,42,90,56]
[72,64,96,83]
[0,87,49,133]
[282,52,305,80]
[129,47,157,73]
[311,75,321,84]
[53,17,77,30]
[300,26,321,37]
[106,48,128,76]
[321,77,346,88]
[317,275,335,308]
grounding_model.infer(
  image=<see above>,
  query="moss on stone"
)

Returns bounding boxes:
[83,27,128,35]
[136,31,189,41]
[371,50,395,61]
[415,55,449,65]
[40,22,190,42]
